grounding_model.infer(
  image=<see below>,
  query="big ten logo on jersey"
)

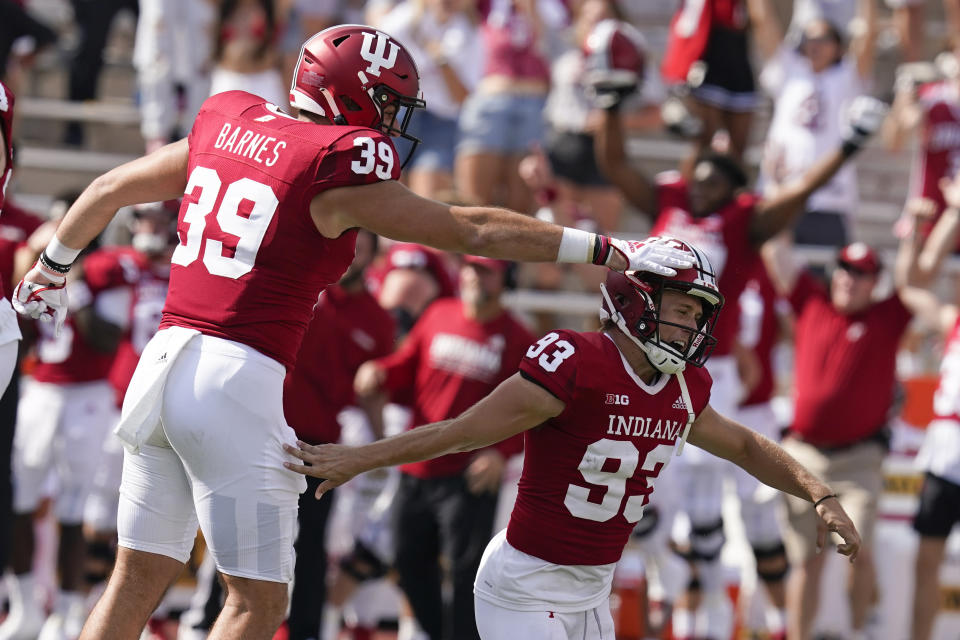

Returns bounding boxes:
[360,32,399,77]
[0,87,7,112]
[606,393,629,406]
[526,332,575,373]
[351,136,395,179]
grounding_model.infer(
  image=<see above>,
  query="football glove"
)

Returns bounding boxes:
[595,236,695,276]
[841,96,888,156]
[12,262,68,335]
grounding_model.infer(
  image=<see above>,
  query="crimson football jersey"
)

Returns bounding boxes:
[376,298,533,477]
[33,247,144,384]
[652,172,759,356]
[508,330,712,566]
[0,82,13,211]
[283,285,395,445]
[159,90,400,369]
[108,260,170,406]
[911,81,960,236]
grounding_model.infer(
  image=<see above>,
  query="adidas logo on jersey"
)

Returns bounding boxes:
[672,396,686,410]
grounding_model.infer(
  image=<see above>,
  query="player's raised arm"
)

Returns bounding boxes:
[284,372,564,498]
[687,404,861,561]
[749,97,888,246]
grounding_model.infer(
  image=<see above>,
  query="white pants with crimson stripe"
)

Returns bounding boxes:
[474,598,615,640]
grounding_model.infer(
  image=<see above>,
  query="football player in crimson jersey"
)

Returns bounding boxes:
[8,25,697,640]
[591,46,885,636]
[286,239,860,640]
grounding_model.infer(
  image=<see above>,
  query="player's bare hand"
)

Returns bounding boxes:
[354,361,386,397]
[814,496,861,563]
[465,449,505,495]
[283,440,363,499]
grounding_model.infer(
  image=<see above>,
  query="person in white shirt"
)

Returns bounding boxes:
[749,0,877,248]
[380,0,484,199]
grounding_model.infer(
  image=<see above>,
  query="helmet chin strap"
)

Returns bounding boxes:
[673,371,695,456]
[599,284,686,375]
[599,283,695,455]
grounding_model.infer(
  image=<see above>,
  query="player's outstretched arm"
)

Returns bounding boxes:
[311,180,693,274]
[284,373,564,498]
[687,405,862,561]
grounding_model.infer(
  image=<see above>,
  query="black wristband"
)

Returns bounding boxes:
[592,235,613,265]
[813,493,838,508]
[841,140,861,159]
[39,251,72,275]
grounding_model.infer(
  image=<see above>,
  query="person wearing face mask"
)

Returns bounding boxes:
[749,0,878,248]
[352,254,532,640]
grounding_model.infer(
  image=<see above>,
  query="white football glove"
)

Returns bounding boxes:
[12,264,68,336]
[841,96,889,154]
[607,236,694,276]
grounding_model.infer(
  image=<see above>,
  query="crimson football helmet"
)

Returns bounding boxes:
[582,19,647,92]
[600,238,723,374]
[290,25,426,161]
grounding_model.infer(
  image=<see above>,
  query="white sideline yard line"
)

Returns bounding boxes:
[18,97,140,125]
[17,147,138,173]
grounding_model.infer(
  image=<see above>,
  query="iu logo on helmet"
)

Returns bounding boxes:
[359,32,399,77]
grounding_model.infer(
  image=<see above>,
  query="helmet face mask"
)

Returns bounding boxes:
[600,238,723,374]
[290,25,427,167]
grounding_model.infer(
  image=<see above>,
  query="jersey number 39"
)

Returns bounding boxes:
[172,166,279,279]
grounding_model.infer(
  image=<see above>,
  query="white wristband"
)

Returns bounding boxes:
[45,236,82,266]
[557,227,595,264]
